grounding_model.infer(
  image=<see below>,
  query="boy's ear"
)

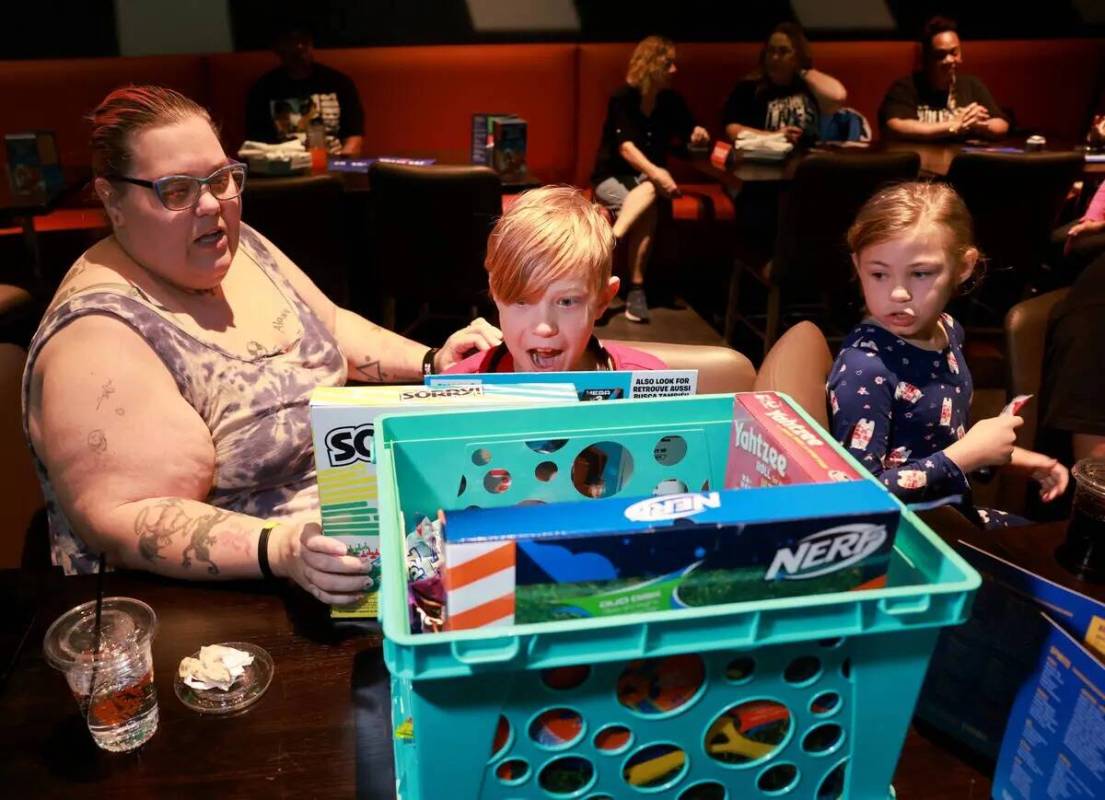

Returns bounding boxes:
[596,276,620,314]
[850,253,860,273]
[958,247,979,286]
[94,177,125,229]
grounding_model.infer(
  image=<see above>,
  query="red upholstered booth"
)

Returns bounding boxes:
[2,39,1104,249]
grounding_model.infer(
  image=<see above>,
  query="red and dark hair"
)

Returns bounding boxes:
[88,85,215,178]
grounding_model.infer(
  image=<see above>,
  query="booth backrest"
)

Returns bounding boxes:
[210,44,580,185]
[2,39,1104,190]
[0,55,209,168]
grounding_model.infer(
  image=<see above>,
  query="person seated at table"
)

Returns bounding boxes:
[1051,176,1105,274]
[880,16,1008,141]
[245,22,364,156]
[829,182,1066,529]
[22,86,500,605]
[722,22,848,146]
[446,185,665,373]
[1033,251,1105,517]
[590,35,710,324]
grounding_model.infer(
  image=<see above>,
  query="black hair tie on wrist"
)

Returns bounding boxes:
[258,523,276,580]
[422,347,440,376]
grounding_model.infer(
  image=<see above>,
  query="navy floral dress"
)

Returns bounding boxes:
[828,314,1016,529]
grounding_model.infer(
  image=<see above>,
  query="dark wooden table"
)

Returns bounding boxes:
[1,514,1094,799]
[682,138,1097,188]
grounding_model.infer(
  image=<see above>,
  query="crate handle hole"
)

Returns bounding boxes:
[654,434,688,466]
[451,637,520,664]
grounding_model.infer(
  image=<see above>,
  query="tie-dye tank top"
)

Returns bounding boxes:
[22,225,347,574]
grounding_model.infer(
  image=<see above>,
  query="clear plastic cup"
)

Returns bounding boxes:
[1058,457,1105,582]
[43,597,159,752]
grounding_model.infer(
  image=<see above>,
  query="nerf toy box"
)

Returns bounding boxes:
[725,392,861,488]
[428,369,698,401]
[308,383,577,618]
[441,481,899,630]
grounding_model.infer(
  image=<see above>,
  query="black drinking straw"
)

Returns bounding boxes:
[92,552,106,654]
[87,552,107,719]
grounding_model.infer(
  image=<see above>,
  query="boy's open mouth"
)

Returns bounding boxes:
[528,348,565,370]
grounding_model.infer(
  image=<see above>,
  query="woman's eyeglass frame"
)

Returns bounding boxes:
[110,162,248,211]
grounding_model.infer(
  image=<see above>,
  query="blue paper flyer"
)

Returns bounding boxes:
[427,369,698,401]
[916,542,1105,763]
[992,613,1105,800]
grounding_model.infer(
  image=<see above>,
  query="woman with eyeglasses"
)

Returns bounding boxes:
[723,22,847,146]
[22,86,500,605]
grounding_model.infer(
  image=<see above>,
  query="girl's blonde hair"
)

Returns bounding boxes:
[848,181,979,269]
[626,36,675,97]
[486,185,614,304]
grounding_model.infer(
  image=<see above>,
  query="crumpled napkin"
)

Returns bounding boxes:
[733,130,794,156]
[179,644,254,691]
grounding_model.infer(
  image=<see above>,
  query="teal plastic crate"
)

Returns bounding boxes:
[374,394,980,800]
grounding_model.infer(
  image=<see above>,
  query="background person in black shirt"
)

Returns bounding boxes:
[723,22,847,145]
[591,36,709,323]
[880,16,1008,141]
[245,25,364,156]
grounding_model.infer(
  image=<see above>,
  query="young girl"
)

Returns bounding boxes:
[828,182,1068,527]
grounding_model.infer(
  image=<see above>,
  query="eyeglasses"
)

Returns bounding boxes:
[112,162,248,211]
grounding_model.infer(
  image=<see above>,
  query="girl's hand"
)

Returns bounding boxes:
[945,414,1023,474]
[1010,450,1070,502]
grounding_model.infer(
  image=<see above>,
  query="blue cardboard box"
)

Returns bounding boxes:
[441,481,900,630]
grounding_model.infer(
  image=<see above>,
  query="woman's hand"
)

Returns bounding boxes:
[779,125,804,144]
[649,167,680,198]
[436,317,503,371]
[689,126,710,147]
[945,414,1023,474]
[1009,449,1070,503]
[1064,218,1105,255]
[273,521,373,606]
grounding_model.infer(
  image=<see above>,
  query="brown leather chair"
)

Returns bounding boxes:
[0,343,45,568]
[726,151,920,353]
[752,321,833,428]
[615,340,755,394]
[947,151,1083,323]
[995,288,1071,512]
[368,163,501,337]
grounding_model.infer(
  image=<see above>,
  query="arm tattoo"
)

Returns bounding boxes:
[272,308,292,331]
[352,356,387,383]
[87,429,107,453]
[135,499,191,563]
[181,508,229,575]
[95,379,115,410]
[134,499,229,575]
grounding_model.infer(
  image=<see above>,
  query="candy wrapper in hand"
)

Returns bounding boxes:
[1001,394,1032,416]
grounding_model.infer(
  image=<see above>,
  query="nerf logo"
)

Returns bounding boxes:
[624,492,721,522]
[400,386,484,400]
[325,424,374,467]
[764,524,887,580]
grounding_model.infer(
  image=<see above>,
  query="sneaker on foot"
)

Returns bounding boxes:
[625,287,650,323]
